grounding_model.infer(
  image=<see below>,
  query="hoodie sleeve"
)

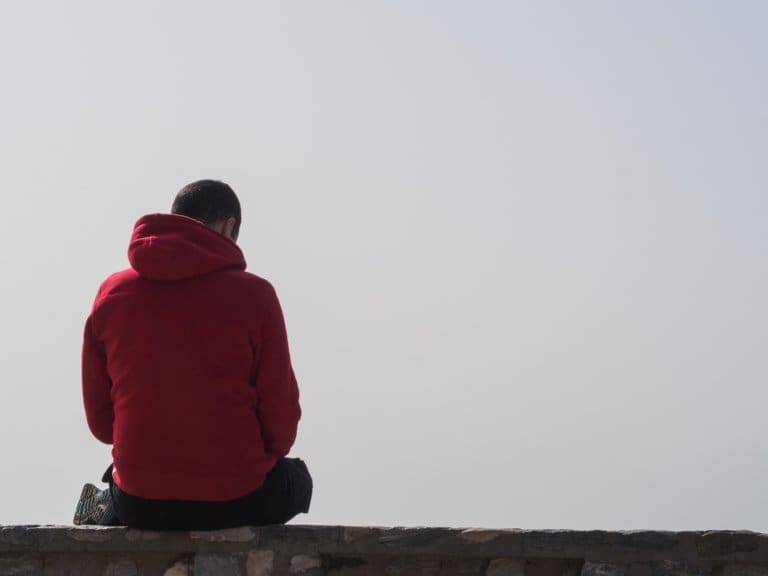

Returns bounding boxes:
[253,285,301,458]
[82,295,114,445]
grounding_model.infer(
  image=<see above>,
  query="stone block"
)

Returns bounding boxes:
[261,525,340,554]
[125,530,166,542]
[42,554,103,576]
[459,530,503,544]
[323,556,376,575]
[66,527,116,543]
[525,532,615,554]
[102,559,138,576]
[377,529,459,556]
[722,566,768,576]
[620,533,680,552]
[290,554,323,575]
[0,556,43,575]
[485,559,524,576]
[456,530,525,559]
[194,553,244,576]
[626,565,652,576]
[651,561,707,576]
[697,533,759,556]
[190,527,257,543]
[523,560,579,576]
[163,558,193,576]
[440,558,487,574]
[0,527,56,549]
[247,550,274,576]
[343,527,381,544]
[385,558,441,576]
[343,527,524,559]
[582,562,626,576]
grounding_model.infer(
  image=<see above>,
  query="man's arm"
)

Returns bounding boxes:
[253,285,301,458]
[82,311,114,445]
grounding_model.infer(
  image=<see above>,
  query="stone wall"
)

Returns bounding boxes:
[1,525,767,575]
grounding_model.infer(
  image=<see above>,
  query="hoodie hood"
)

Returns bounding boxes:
[128,214,247,281]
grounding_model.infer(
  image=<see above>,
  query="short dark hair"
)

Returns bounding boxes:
[171,180,242,238]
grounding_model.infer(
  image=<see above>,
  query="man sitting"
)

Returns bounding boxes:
[77,180,311,530]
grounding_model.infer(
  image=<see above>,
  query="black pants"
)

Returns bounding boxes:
[106,458,312,531]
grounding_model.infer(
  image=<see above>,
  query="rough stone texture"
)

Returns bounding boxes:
[103,559,139,576]
[246,550,274,576]
[290,554,322,574]
[651,561,707,576]
[625,565,652,576]
[163,558,193,576]
[193,553,243,575]
[698,533,760,557]
[523,559,577,576]
[0,556,42,576]
[0,526,767,575]
[190,527,257,543]
[440,558,488,575]
[42,554,103,576]
[582,562,626,576]
[385,558,440,575]
[485,559,524,576]
[66,527,115,543]
[722,566,768,576]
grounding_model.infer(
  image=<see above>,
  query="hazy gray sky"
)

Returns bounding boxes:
[0,1,765,530]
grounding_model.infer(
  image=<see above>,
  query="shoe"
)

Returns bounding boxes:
[73,483,115,525]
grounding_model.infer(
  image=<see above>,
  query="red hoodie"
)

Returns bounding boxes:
[82,214,301,501]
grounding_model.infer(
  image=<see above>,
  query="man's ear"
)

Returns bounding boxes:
[222,217,238,242]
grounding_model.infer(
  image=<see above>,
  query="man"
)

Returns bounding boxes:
[78,180,311,530]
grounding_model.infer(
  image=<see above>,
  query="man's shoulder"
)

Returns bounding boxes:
[99,268,141,291]
[94,267,278,301]
[219,269,278,296]
[88,269,140,310]
[97,268,140,293]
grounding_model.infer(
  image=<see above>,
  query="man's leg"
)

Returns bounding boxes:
[240,458,313,525]
[111,458,312,530]
[107,458,313,530]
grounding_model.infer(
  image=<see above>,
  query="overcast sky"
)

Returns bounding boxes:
[0,1,766,530]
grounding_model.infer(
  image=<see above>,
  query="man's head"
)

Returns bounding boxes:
[171,180,242,242]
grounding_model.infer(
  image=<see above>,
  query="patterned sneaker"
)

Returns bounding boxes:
[73,483,115,525]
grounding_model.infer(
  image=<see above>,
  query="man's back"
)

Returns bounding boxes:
[82,213,301,502]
